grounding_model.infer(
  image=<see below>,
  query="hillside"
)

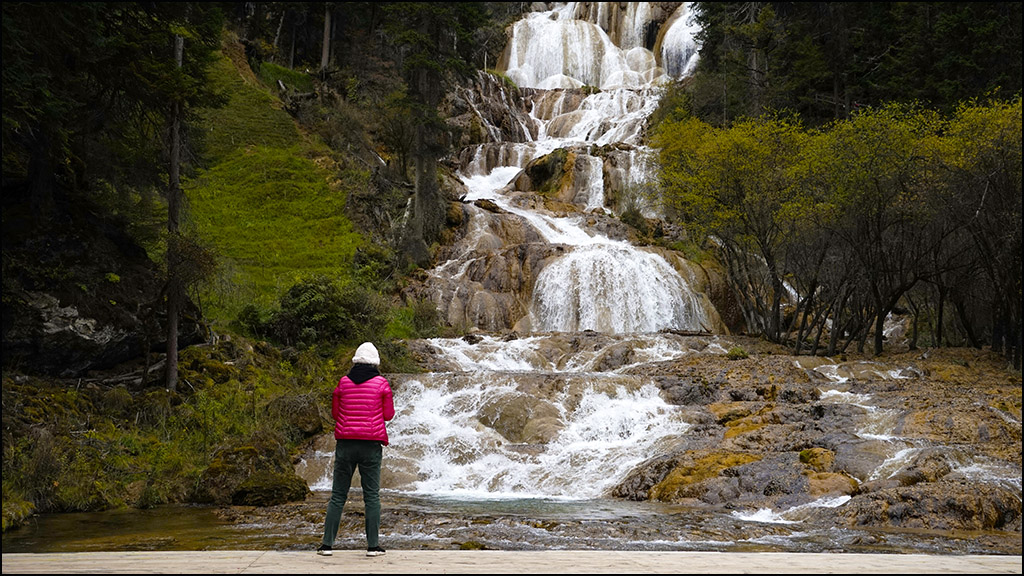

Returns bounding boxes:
[184,34,368,326]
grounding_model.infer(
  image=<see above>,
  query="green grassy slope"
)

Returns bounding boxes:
[185,37,367,326]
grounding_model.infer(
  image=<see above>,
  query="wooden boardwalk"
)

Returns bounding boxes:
[3,550,1022,574]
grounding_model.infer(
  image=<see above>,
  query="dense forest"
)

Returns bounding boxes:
[655,2,1022,366]
[2,2,1021,528]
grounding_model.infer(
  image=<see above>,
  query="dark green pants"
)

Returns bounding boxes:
[321,439,382,548]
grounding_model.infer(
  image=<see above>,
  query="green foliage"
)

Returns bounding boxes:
[726,346,749,360]
[259,62,314,94]
[2,482,34,532]
[254,275,391,350]
[186,144,364,318]
[620,205,650,238]
[1,331,370,526]
[382,3,490,87]
[2,2,225,218]
[656,97,1021,360]
[196,52,304,165]
[686,2,1022,127]
[183,45,369,326]
[386,296,441,341]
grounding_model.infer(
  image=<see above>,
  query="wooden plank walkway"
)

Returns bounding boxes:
[3,550,1022,574]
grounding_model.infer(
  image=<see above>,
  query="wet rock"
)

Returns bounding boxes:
[818,479,1022,532]
[590,342,637,372]
[611,453,687,501]
[654,375,719,405]
[478,392,563,443]
[231,470,310,506]
[444,70,537,148]
[804,471,859,499]
[607,344,1021,543]
[194,431,303,506]
[646,450,763,503]
[799,447,836,472]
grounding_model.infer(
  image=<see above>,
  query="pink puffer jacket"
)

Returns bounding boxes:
[332,375,395,445]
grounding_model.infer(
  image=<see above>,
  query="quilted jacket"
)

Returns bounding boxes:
[332,373,395,445]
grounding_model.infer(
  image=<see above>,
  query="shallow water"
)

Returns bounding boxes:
[4,490,1019,556]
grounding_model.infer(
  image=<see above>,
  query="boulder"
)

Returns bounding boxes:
[194,431,308,506]
[231,470,310,506]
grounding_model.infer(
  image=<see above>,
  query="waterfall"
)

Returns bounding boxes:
[297,9,1022,542]
[530,244,708,333]
[448,1,714,336]
[309,3,715,502]
[376,3,717,500]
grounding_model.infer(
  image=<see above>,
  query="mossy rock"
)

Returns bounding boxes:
[231,470,310,506]
[649,451,761,502]
[723,417,769,439]
[804,471,859,498]
[706,402,754,424]
[799,447,836,472]
[267,394,324,440]
[514,148,571,197]
[445,201,465,226]
[179,346,242,385]
[195,433,293,504]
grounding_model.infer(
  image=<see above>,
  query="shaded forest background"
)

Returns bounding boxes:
[2,2,1020,528]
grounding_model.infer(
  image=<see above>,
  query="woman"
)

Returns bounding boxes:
[317,341,395,557]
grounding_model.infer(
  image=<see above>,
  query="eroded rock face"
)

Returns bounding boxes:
[814,479,1022,532]
[444,71,538,148]
[2,201,205,378]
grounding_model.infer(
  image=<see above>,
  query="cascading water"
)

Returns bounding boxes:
[435,1,715,336]
[375,2,714,501]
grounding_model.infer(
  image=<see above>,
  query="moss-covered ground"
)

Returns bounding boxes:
[185,37,368,326]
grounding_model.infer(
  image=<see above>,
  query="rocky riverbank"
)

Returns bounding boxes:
[609,338,1021,536]
[256,335,1019,555]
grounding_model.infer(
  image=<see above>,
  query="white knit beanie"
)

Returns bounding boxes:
[352,342,380,366]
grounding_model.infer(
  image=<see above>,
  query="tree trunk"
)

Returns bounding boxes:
[165,35,184,393]
[27,130,57,223]
[954,298,981,348]
[271,10,286,61]
[320,4,332,72]
[873,309,885,356]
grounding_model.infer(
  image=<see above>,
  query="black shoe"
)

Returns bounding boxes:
[316,544,332,556]
[366,546,386,557]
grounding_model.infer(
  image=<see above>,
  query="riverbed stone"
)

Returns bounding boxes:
[231,470,310,506]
